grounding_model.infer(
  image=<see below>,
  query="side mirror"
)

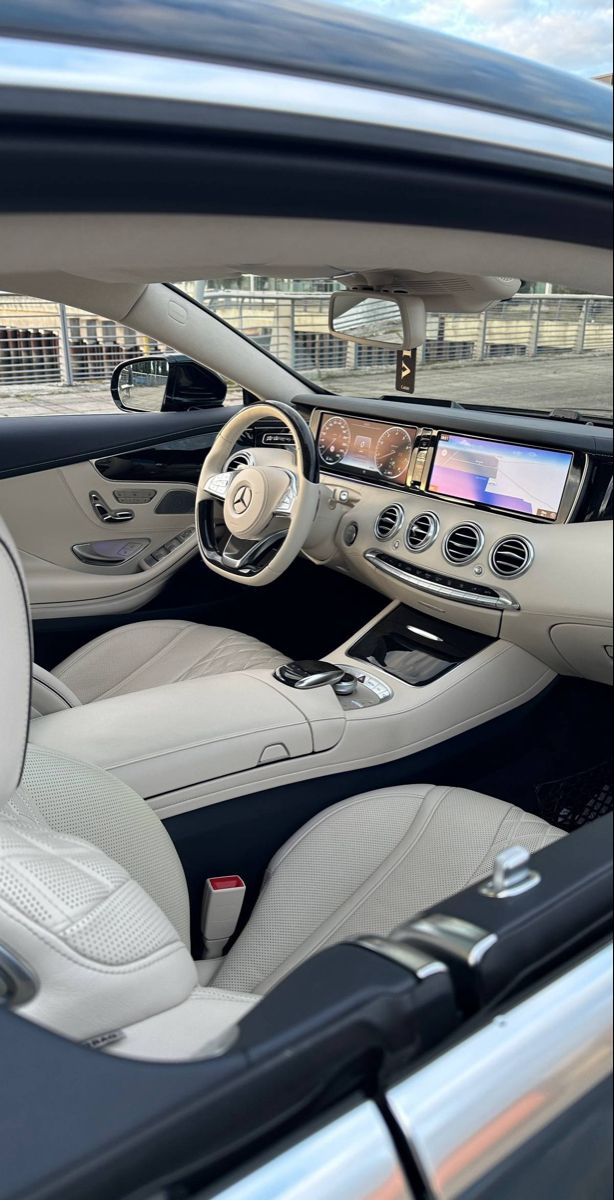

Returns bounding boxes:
[110,354,227,412]
[329,292,426,349]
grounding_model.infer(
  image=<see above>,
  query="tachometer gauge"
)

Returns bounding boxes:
[319,416,351,466]
[375,426,414,480]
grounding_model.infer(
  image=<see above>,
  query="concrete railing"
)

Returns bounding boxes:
[1,291,611,389]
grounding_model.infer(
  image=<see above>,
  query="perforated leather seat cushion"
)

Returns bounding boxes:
[53,619,287,704]
[216,783,565,995]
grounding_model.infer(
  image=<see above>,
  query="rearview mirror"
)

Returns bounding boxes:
[329,292,426,349]
[111,354,227,412]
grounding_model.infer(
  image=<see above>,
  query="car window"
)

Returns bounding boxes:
[197,281,614,422]
[0,293,242,417]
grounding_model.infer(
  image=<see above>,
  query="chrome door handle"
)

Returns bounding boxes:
[102,509,134,523]
[89,491,134,523]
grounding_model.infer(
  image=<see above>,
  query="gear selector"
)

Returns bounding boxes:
[275,660,356,693]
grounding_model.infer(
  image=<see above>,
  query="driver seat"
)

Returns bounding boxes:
[32,621,287,714]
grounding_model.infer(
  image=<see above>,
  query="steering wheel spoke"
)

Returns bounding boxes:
[221,530,285,572]
[272,470,298,516]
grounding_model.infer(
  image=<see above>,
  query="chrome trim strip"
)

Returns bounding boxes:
[208,1099,412,1200]
[0,37,611,171]
[387,944,613,1200]
[357,935,449,980]
[398,914,498,968]
[364,549,520,611]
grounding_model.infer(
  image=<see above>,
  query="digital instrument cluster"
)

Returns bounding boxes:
[317,413,417,484]
[316,410,585,522]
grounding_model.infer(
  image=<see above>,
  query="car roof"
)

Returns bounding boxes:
[0,0,611,140]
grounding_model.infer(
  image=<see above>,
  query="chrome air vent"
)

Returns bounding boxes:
[443,523,484,565]
[224,449,254,472]
[405,512,440,552]
[490,536,534,578]
[374,505,404,541]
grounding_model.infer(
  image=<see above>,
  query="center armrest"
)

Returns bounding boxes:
[29,671,345,800]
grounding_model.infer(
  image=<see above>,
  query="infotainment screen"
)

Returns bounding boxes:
[428,433,573,521]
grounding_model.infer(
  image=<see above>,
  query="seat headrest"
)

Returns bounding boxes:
[0,518,31,801]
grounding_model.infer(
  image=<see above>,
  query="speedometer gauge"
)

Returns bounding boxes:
[319,416,351,466]
[375,426,414,480]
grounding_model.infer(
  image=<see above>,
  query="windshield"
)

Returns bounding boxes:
[194,280,613,422]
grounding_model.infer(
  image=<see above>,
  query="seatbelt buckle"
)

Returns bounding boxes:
[201,876,246,958]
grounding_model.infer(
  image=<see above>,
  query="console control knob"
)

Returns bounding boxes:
[274,660,347,690]
[343,522,359,546]
[333,672,358,696]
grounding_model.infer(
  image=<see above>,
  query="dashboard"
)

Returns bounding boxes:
[260,395,613,685]
[316,410,586,524]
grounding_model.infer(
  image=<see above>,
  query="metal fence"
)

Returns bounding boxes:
[1,291,612,390]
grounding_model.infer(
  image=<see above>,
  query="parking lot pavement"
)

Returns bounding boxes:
[0,354,611,418]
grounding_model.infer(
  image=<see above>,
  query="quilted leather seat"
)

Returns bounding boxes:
[33,620,286,713]
[0,517,563,1060]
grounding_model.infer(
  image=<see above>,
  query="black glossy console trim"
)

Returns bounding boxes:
[0,410,232,480]
[349,602,493,687]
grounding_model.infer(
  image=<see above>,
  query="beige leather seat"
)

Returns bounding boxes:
[32,619,286,713]
[0,518,563,1061]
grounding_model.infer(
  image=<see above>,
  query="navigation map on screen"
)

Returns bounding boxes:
[428,434,573,520]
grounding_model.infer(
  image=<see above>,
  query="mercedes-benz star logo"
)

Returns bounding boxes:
[233,484,253,515]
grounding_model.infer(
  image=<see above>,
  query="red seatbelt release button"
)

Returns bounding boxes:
[201,876,246,958]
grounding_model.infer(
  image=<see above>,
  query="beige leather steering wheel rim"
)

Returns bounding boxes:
[195,402,321,586]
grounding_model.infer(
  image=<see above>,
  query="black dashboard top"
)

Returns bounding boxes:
[294,393,614,458]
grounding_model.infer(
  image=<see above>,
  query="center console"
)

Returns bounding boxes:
[29,601,555,819]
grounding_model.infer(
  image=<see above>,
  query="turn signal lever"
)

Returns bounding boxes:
[275,660,357,694]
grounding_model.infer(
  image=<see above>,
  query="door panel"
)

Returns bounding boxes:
[0,412,232,617]
[0,463,197,617]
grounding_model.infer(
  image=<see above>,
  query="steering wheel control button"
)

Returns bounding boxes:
[205,473,232,499]
[343,522,359,546]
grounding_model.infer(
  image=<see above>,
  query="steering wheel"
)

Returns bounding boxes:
[196,402,321,586]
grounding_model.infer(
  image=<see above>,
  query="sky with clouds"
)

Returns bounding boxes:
[328,0,613,75]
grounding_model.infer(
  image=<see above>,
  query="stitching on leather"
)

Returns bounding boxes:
[0,897,188,977]
[55,619,192,673]
[266,785,433,875]
[54,620,193,690]
[257,785,452,991]
[86,625,199,700]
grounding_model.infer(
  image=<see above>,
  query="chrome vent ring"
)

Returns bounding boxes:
[443,522,484,565]
[224,449,255,472]
[405,512,440,552]
[374,504,404,541]
[490,536,534,578]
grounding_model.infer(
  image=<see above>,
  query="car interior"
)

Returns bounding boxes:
[0,213,612,1070]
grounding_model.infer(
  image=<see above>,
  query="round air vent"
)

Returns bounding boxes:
[490,536,534,578]
[374,504,404,541]
[224,449,254,472]
[405,512,440,552]
[443,523,484,565]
